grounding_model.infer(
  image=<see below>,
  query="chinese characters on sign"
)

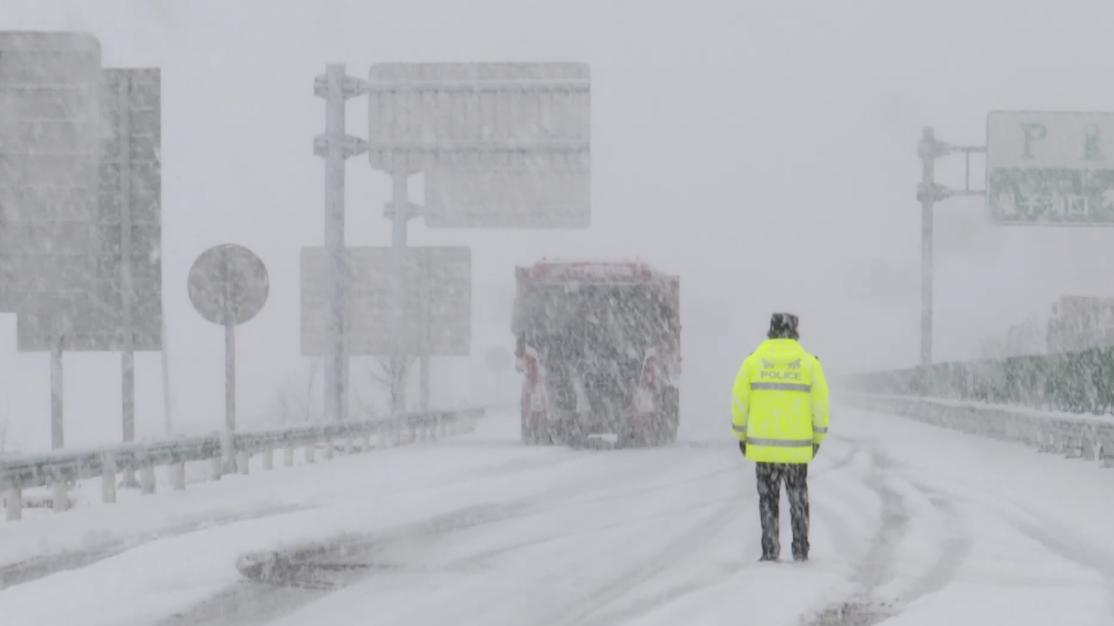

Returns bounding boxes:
[987,112,1114,225]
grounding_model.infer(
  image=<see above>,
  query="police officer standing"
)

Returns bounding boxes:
[731,313,829,561]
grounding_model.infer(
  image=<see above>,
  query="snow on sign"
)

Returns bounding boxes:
[987,111,1114,225]
[188,244,269,326]
[0,32,101,315]
[13,67,163,351]
[301,246,471,356]
[367,63,590,228]
[0,31,143,351]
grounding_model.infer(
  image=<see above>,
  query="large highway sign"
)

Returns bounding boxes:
[366,63,590,228]
[987,111,1114,225]
[14,67,163,351]
[301,246,471,356]
[0,35,162,351]
[0,32,101,315]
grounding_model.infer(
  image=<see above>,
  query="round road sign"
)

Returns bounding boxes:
[188,244,269,326]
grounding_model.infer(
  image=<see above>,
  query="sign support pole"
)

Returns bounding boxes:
[391,168,410,413]
[225,321,235,433]
[50,338,63,449]
[315,65,367,421]
[116,76,140,486]
[161,318,173,435]
[918,127,936,369]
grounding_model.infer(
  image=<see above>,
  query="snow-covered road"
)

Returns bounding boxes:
[2,405,1113,626]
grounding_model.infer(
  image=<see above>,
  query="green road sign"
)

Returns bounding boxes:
[987,111,1114,225]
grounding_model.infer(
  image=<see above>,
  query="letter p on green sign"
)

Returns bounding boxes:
[1022,123,1047,159]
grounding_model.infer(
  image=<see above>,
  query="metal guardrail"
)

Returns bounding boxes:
[0,408,483,521]
[845,393,1114,464]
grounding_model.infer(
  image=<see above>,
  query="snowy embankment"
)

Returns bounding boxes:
[845,393,1114,463]
[1,406,1113,625]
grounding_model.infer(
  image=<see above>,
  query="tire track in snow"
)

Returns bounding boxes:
[993,501,1114,617]
[562,441,875,626]
[804,446,972,626]
[544,495,744,626]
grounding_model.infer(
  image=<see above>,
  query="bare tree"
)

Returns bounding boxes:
[365,351,415,415]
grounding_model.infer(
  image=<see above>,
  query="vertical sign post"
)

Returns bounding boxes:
[392,170,411,413]
[116,77,135,451]
[225,319,236,432]
[51,339,63,449]
[917,127,937,368]
[314,66,367,420]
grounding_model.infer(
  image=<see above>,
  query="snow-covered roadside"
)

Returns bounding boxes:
[0,413,523,571]
[4,404,1114,626]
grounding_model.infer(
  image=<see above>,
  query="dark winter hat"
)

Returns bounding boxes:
[768,312,800,340]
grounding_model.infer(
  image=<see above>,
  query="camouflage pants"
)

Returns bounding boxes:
[756,462,810,560]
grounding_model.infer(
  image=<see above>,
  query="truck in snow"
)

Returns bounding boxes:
[512,261,681,447]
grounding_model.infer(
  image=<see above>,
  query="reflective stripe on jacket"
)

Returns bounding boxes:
[730,338,829,463]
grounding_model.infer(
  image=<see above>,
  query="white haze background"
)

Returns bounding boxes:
[3,0,1114,450]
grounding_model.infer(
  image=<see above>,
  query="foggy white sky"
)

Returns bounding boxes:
[4,0,1114,448]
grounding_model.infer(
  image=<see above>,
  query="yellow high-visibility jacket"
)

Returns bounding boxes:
[731,338,829,463]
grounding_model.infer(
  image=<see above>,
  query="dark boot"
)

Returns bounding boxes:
[786,463,810,561]
[756,463,782,560]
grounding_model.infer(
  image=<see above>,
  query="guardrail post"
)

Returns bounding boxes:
[284,447,294,467]
[236,451,250,474]
[140,465,156,494]
[5,487,21,521]
[52,482,69,512]
[210,455,223,481]
[102,454,117,504]
[262,448,274,471]
[323,439,334,461]
[170,462,186,491]
[305,444,315,464]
